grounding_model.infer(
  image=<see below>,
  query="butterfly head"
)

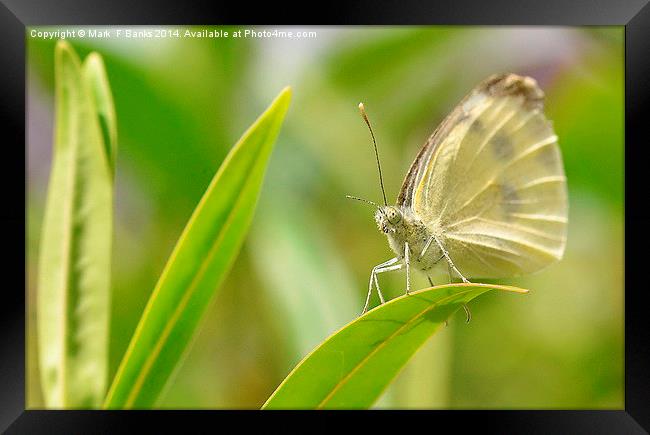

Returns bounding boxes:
[375,206,402,234]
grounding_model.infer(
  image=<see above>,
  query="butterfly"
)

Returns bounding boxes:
[350,73,568,317]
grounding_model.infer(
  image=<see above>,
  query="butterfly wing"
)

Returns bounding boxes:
[399,74,568,278]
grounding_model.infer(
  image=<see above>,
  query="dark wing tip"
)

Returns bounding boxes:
[482,73,545,110]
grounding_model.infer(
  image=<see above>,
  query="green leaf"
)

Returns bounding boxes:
[83,52,117,173]
[262,283,528,409]
[103,86,292,409]
[37,41,115,408]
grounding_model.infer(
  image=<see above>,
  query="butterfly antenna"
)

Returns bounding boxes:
[358,103,388,206]
[345,195,379,207]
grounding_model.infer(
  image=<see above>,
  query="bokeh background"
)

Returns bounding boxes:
[27,26,624,409]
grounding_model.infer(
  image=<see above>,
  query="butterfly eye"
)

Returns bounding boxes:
[387,209,402,225]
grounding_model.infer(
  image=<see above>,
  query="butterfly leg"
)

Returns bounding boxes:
[404,242,411,295]
[419,235,445,269]
[434,235,472,323]
[418,236,435,261]
[433,235,470,283]
[362,257,400,315]
[374,261,403,300]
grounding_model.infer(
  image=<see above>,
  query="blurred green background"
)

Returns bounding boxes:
[27,26,624,409]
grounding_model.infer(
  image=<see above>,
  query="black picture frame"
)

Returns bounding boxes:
[3,1,648,432]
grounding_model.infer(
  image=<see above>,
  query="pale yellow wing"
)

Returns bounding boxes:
[404,74,568,278]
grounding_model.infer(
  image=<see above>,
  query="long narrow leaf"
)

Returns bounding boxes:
[262,283,528,409]
[37,41,115,408]
[83,53,117,173]
[103,87,292,409]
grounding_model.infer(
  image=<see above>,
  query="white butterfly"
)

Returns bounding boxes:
[352,73,568,316]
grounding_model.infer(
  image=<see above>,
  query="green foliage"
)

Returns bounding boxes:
[83,53,117,173]
[103,87,291,409]
[28,27,624,410]
[263,284,528,409]
[36,41,115,407]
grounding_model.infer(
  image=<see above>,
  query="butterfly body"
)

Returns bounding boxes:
[359,73,568,315]
[375,205,443,273]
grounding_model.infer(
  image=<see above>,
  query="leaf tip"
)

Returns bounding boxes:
[54,39,83,82]
[275,85,292,109]
[280,85,292,97]
[83,51,105,71]
[54,39,78,64]
[55,39,72,53]
[495,284,530,294]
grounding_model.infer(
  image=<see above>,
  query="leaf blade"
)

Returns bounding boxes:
[103,87,292,409]
[37,41,114,408]
[262,283,528,409]
[83,52,117,173]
